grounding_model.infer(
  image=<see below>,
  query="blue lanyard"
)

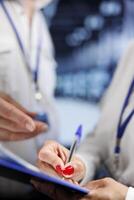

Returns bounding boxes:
[0,0,42,88]
[114,77,134,156]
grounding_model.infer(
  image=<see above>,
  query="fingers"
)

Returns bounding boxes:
[0,94,48,141]
[2,94,37,117]
[38,160,61,178]
[80,188,107,200]
[38,141,68,170]
[79,179,110,200]
[0,98,36,132]
[38,141,85,182]
[39,148,64,170]
[0,117,32,132]
[0,93,37,118]
[58,146,67,163]
[8,99,37,117]
[34,121,48,133]
[0,121,48,141]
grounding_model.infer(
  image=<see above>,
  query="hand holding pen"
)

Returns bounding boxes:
[60,125,83,177]
[38,126,86,182]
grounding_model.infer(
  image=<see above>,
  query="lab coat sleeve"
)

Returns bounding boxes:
[126,187,134,200]
[76,40,134,185]
[76,125,107,185]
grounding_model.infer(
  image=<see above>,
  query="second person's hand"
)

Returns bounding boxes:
[0,92,48,141]
[32,178,128,200]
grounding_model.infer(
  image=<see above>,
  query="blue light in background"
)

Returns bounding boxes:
[100,1,122,16]
[66,27,91,47]
[84,14,105,31]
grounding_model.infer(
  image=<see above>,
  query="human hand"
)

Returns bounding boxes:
[38,140,86,182]
[0,92,48,141]
[82,177,128,200]
[31,178,128,200]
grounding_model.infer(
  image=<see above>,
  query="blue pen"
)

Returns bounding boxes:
[66,125,82,163]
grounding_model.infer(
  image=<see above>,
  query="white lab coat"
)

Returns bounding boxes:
[76,41,134,199]
[0,0,59,164]
[77,41,134,194]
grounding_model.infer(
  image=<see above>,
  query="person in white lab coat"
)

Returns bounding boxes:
[0,0,59,164]
[34,41,134,200]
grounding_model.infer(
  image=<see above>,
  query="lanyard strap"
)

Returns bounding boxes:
[115,78,134,154]
[0,0,42,86]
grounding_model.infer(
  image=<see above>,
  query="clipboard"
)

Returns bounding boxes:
[0,145,89,195]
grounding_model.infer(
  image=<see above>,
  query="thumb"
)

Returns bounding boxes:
[85,179,107,190]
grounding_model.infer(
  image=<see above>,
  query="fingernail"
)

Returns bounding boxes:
[56,165,63,175]
[63,165,74,176]
[26,122,35,132]
[40,124,48,132]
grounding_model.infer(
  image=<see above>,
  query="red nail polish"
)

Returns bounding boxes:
[63,165,74,176]
[56,165,63,175]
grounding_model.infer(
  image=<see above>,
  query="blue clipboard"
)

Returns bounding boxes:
[0,157,89,195]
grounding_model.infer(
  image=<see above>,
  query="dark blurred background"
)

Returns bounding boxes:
[43,0,134,103]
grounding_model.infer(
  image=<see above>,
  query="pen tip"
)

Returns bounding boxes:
[76,125,82,138]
